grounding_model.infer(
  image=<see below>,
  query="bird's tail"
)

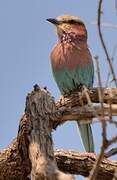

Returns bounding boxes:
[77,122,94,152]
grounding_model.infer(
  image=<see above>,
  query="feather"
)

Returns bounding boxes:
[49,15,94,152]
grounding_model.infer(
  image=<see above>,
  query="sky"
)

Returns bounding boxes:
[0,0,117,179]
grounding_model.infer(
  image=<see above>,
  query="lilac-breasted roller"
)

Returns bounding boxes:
[47,15,94,152]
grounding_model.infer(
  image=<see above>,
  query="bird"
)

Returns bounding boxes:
[47,15,94,152]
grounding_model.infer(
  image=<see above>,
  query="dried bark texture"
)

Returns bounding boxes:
[25,87,74,180]
[58,87,117,106]
[0,140,31,180]
[55,150,117,180]
[0,139,117,180]
[0,87,117,179]
[53,88,117,127]
[0,114,31,180]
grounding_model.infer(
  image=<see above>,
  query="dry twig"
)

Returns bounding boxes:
[105,147,117,158]
[97,0,117,86]
[105,42,117,87]
[88,56,107,180]
[0,87,117,179]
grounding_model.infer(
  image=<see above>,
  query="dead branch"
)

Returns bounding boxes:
[88,56,107,180]
[105,147,117,158]
[1,140,117,180]
[105,42,117,87]
[25,87,74,180]
[97,0,117,86]
[56,87,117,106]
[55,87,117,126]
[0,87,117,179]
[55,150,117,180]
[88,0,117,178]
[0,139,29,180]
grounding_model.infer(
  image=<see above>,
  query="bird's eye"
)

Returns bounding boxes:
[68,20,83,25]
[69,20,75,24]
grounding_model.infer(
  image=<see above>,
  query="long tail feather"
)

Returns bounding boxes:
[77,122,94,152]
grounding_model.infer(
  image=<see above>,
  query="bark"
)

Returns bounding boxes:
[25,87,74,180]
[55,150,117,180]
[54,87,117,127]
[0,140,30,180]
[0,86,117,179]
[0,140,117,180]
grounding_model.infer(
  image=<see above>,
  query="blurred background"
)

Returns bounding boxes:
[0,0,117,179]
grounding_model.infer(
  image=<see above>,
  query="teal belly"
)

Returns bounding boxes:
[52,64,94,94]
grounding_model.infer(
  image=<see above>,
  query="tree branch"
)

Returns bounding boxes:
[54,87,117,127]
[97,0,117,86]
[0,138,31,180]
[0,87,117,179]
[55,150,117,180]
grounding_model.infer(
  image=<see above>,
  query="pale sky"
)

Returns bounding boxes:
[0,1,117,179]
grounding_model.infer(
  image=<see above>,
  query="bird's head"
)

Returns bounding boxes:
[47,15,87,42]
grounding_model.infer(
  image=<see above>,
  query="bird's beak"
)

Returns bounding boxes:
[46,18,60,25]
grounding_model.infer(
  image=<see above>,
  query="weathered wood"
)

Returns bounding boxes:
[0,139,31,180]
[56,104,117,121]
[0,139,117,180]
[0,87,117,179]
[53,88,117,127]
[56,88,117,107]
[55,150,117,180]
[25,87,74,180]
